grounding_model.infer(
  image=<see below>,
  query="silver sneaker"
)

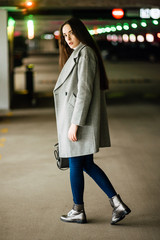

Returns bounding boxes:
[110,194,131,225]
[60,204,87,224]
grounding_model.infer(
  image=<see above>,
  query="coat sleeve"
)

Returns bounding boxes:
[71,48,97,126]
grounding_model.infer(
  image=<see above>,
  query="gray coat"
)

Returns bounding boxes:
[53,43,111,158]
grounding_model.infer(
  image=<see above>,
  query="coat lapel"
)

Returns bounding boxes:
[54,43,85,91]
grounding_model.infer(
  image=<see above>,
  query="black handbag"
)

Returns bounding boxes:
[54,143,69,170]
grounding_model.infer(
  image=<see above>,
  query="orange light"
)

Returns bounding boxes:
[26,1,33,7]
[112,9,124,19]
[54,30,60,40]
[93,27,98,35]
[157,33,160,38]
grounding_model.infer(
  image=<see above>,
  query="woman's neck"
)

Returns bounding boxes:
[73,42,81,50]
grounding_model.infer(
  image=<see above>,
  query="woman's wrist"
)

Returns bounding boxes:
[68,124,78,142]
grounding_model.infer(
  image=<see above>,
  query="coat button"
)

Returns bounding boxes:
[65,92,67,96]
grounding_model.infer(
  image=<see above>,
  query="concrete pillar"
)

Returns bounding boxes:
[0,10,9,110]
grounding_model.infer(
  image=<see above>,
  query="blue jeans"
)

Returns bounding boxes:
[69,154,117,205]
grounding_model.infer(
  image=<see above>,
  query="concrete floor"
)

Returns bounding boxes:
[0,103,160,240]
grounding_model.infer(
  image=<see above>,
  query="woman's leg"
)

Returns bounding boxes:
[60,156,87,223]
[69,156,85,205]
[83,154,117,198]
[61,154,130,224]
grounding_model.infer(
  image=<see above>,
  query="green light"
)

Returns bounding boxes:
[97,27,107,34]
[8,17,15,27]
[88,29,94,35]
[141,21,147,27]
[97,28,103,34]
[123,23,129,30]
[152,20,159,25]
[105,26,111,33]
[101,28,106,33]
[131,23,138,29]
[116,24,122,31]
[28,14,33,19]
[111,25,116,32]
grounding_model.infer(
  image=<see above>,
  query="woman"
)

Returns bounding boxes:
[53,17,131,224]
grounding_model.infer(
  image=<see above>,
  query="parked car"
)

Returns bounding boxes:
[97,39,160,62]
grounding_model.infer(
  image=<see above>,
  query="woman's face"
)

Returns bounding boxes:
[62,24,80,49]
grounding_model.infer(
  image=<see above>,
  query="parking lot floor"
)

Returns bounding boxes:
[0,102,160,240]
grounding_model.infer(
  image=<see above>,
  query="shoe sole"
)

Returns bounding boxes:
[60,218,87,224]
[111,208,131,225]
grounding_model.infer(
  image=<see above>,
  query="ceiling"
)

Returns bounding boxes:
[0,0,160,9]
[1,0,160,37]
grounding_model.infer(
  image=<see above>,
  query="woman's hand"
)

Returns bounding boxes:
[68,124,78,142]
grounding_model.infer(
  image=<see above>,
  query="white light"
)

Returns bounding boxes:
[26,1,33,7]
[89,30,95,35]
[97,28,103,34]
[137,35,144,42]
[140,8,150,19]
[150,8,160,19]
[141,21,147,27]
[107,35,112,41]
[54,30,59,36]
[101,28,106,33]
[44,34,54,40]
[111,26,116,32]
[146,33,154,42]
[111,34,118,42]
[112,10,124,17]
[94,29,98,35]
[122,34,129,42]
[131,23,137,28]
[118,35,123,42]
[129,34,136,42]
[152,20,159,25]
[123,24,129,30]
[140,8,160,19]
[27,20,34,39]
[116,25,122,31]
[105,27,111,33]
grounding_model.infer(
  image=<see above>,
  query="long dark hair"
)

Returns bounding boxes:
[59,17,109,90]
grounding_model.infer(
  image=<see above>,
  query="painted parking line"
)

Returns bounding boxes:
[0,114,10,160]
[0,138,6,142]
[0,130,8,159]
[0,128,8,133]
[0,138,6,147]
